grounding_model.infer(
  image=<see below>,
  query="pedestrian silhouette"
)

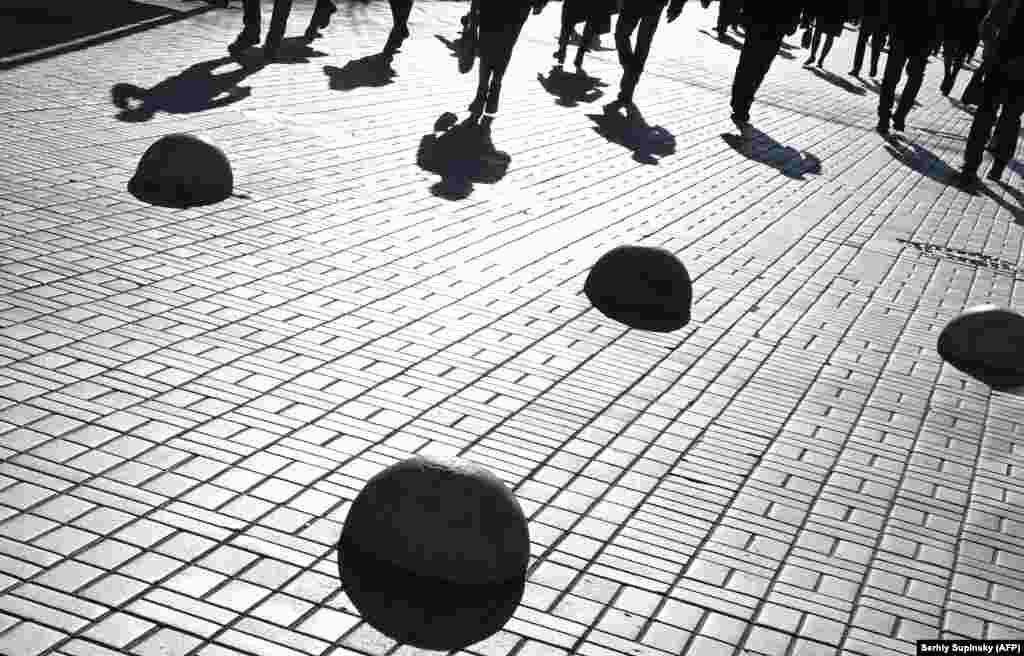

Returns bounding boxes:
[228,0,338,58]
[613,0,686,104]
[554,0,617,71]
[111,55,270,122]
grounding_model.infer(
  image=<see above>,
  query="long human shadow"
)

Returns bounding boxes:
[698,28,743,52]
[417,113,511,200]
[884,136,1024,222]
[587,102,677,165]
[537,65,608,108]
[324,53,397,91]
[807,66,867,95]
[720,128,821,180]
[111,54,270,122]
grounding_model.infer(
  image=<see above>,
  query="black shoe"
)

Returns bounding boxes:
[228,29,260,53]
[849,69,860,76]
[987,162,1006,181]
[804,56,815,67]
[732,117,752,141]
[954,169,980,189]
[869,66,878,77]
[875,118,890,136]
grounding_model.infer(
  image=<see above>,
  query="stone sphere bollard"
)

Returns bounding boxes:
[584,245,692,332]
[337,455,529,650]
[937,304,1024,387]
[128,133,233,208]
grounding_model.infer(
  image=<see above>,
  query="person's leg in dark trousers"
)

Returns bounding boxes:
[891,43,929,129]
[961,70,1008,182]
[869,29,884,77]
[716,0,739,38]
[383,0,414,55]
[471,6,530,115]
[574,18,598,69]
[555,1,576,63]
[851,27,870,74]
[988,98,1024,180]
[731,23,784,130]
[264,0,293,56]
[615,4,664,103]
[229,0,262,52]
[805,21,821,65]
[877,35,908,133]
[304,0,337,40]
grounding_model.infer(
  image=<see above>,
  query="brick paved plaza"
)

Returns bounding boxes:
[0,1,1022,655]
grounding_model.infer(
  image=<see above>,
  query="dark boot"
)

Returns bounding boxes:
[987,161,1006,181]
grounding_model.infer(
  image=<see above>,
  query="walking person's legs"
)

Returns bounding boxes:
[615,7,643,102]
[960,71,1007,182]
[383,0,414,55]
[229,0,262,52]
[731,24,784,131]
[818,33,835,67]
[892,46,929,129]
[617,9,663,99]
[555,1,575,62]
[851,28,869,75]
[869,29,884,76]
[987,93,1024,180]
[805,22,822,65]
[877,36,908,133]
[264,0,294,57]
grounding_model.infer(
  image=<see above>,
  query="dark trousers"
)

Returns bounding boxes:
[241,0,334,41]
[615,1,666,101]
[878,36,930,121]
[717,0,743,33]
[852,27,885,74]
[963,69,1024,173]
[730,23,784,123]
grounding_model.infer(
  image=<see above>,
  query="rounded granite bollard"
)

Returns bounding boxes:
[128,133,233,208]
[584,245,693,332]
[337,456,529,650]
[937,304,1024,387]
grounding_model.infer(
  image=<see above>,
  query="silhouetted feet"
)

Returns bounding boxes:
[468,95,484,115]
[228,28,260,54]
[892,114,906,132]
[849,68,860,76]
[804,55,815,67]
[953,169,980,190]
[869,65,878,77]
[383,24,410,56]
[311,1,336,30]
[731,116,752,141]
[987,161,1006,181]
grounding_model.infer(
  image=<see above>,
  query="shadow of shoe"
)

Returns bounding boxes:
[720,127,822,180]
[537,66,607,108]
[807,66,867,95]
[587,103,677,165]
[324,53,397,91]
[418,114,511,200]
[110,54,267,122]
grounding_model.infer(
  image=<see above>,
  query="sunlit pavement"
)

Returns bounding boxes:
[0,2,1022,655]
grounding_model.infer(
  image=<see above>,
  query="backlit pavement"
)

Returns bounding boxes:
[1,1,1022,655]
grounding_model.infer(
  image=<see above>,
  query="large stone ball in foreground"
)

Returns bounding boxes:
[937,304,1024,387]
[585,245,692,332]
[128,133,233,208]
[340,456,529,585]
[337,455,529,649]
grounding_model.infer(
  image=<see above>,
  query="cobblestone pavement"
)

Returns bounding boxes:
[1,2,1023,655]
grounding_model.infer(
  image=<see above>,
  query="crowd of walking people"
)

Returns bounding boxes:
[221,0,1023,190]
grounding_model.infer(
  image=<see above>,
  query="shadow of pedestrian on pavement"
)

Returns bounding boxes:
[883,135,959,185]
[111,54,272,122]
[417,112,511,200]
[324,53,397,91]
[807,66,867,95]
[720,128,821,180]
[435,33,465,62]
[587,101,676,165]
[537,65,608,108]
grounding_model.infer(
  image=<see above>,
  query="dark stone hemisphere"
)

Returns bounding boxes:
[585,245,693,332]
[937,304,1024,387]
[128,133,233,208]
